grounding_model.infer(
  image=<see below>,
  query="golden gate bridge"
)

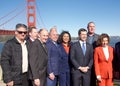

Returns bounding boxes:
[0,0,44,35]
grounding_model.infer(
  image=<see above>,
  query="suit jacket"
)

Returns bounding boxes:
[29,39,48,85]
[70,41,93,74]
[27,37,33,50]
[26,37,34,80]
[46,38,61,75]
[59,44,70,73]
[94,46,114,78]
[114,42,120,71]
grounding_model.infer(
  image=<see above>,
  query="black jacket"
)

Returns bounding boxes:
[29,39,48,86]
[1,37,29,84]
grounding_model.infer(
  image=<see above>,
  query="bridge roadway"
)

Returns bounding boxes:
[0,30,15,35]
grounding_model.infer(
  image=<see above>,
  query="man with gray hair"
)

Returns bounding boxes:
[46,26,61,86]
[86,22,99,86]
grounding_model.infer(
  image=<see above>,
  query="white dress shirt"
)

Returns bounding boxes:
[16,37,28,73]
[21,41,28,73]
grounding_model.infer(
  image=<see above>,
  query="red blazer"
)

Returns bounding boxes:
[94,46,114,79]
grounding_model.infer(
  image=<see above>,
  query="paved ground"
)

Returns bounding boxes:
[114,79,120,86]
[0,65,5,86]
[0,65,3,80]
[0,65,120,86]
[0,80,120,86]
[0,80,6,86]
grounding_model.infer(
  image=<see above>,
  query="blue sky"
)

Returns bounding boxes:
[0,0,120,37]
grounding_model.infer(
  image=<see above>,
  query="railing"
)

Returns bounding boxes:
[0,30,15,35]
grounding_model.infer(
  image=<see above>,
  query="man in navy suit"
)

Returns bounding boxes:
[70,28,93,86]
[46,27,61,86]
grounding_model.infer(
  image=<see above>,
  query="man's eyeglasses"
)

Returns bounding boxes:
[17,31,27,34]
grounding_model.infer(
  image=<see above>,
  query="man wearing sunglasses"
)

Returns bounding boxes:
[1,23,29,86]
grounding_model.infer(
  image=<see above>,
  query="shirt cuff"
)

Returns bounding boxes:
[97,75,101,79]
[86,66,89,69]
[78,66,81,69]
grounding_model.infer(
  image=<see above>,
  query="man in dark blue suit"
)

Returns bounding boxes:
[70,28,93,86]
[46,27,61,86]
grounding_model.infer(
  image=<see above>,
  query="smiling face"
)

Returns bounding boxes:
[79,31,87,42]
[98,33,110,47]
[102,37,109,47]
[49,29,59,42]
[38,29,48,43]
[29,28,38,40]
[62,33,70,44]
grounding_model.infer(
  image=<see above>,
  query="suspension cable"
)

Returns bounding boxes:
[0,8,25,27]
[0,1,26,21]
[36,1,46,28]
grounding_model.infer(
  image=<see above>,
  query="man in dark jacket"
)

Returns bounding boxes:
[27,26,38,86]
[70,28,93,86]
[86,22,99,86]
[1,23,29,86]
[29,29,48,86]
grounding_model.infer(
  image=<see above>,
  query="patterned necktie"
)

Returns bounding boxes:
[82,42,86,55]
[43,43,47,53]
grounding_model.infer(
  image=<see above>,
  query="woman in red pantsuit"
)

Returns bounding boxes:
[94,33,114,86]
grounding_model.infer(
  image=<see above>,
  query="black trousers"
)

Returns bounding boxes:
[21,72,29,86]
[90,66,96,86]
[72,70,91,86]
[14,72,29,86]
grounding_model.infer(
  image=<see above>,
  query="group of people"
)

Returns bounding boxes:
[0,22,120,86]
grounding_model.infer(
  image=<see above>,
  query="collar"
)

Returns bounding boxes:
[15,37,26,44]
[79,40,86,44]
[62,43,69,47]
[30,37,35,42]
[87,33,95,37]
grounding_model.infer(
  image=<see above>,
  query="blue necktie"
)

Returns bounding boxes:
[82,42,86,55]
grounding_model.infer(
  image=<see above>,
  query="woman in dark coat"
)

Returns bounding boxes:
[57,31,72,86]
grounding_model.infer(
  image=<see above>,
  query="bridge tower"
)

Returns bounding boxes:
[27,0,36,27]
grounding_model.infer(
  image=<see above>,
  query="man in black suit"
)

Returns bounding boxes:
[29,29,48,86]
[70,28,93,86]
[27,26,38,86]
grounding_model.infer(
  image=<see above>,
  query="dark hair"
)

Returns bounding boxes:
[96,33,110,46]
[57,31,71,44]
[78,28,87,35]
[38,29,44,33]
[28,26,37,33]
[16,23,27,30]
